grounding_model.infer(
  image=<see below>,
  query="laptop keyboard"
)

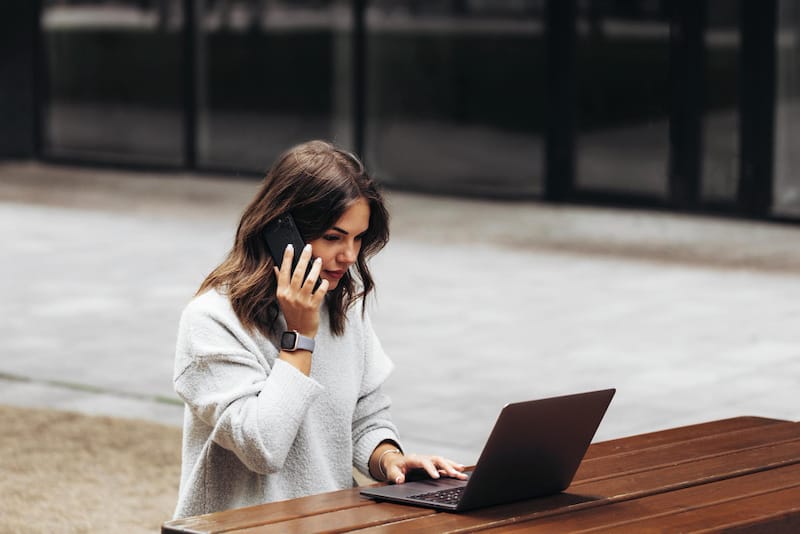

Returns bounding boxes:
[409,486,465,506]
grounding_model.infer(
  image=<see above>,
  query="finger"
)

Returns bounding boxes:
[277,244,294,286]
[311,278,329,304]
[302,257,323,292]
[418,457,440,480]
[291,244,313,287]
[438,460,468,479]
[435,456,464,470]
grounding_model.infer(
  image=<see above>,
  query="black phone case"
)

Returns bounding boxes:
[263,214,320,289]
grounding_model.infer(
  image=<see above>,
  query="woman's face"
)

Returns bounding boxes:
[308,197,370,290]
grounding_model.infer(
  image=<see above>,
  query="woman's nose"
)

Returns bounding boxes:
[340,242,357,263]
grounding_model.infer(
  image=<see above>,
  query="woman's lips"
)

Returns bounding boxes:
[325,270,346,280]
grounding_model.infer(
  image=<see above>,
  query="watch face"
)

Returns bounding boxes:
[281,331,297,350]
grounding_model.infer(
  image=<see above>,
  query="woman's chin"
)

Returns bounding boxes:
[322,278,339,290]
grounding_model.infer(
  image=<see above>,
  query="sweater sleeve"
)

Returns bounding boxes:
[173,296,323,475]
[351,312,402,477]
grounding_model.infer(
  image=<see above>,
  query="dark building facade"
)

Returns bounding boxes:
[2,0,800,221]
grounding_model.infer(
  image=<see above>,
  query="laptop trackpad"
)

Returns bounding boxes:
[364,472,469,499]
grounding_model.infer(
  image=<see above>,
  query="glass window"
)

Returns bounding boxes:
[196,0,353,172]
[701,0,740,203]
[41,0,184,165]
[575,0,670,197]
[364,0,545,196]
[774,0,800,217]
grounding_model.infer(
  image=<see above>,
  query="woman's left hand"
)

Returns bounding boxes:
[383,452,468,484]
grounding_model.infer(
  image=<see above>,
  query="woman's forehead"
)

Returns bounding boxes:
[331,197,370,231]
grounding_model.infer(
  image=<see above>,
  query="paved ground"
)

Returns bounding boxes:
[1,161,799,465]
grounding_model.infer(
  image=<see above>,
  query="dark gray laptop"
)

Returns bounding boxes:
[360,388,615,512]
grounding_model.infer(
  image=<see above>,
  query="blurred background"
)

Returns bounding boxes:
[3,0,800,217]
[2,0,800,491]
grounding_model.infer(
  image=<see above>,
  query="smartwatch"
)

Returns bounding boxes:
[280,330,315,353]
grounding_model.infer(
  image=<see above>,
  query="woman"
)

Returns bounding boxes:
[173,140,466,518]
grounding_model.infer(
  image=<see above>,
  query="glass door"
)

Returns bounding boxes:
[41,0,184,165]
[701,0,741,205]
[574,1,671,198]
[194,0,355,173]
[364,0,546,196]
[774,0,800,217]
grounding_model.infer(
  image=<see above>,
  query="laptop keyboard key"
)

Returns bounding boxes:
[409,486,465,505]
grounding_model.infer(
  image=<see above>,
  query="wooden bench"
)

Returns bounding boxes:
[162,416,800,533]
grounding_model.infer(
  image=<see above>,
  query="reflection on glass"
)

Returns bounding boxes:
[41,0,184,165]
[196,0,353,172]
[702,0,740,202]
[774,0,800,216]
[575,1,670,197]
[365,0,545,196]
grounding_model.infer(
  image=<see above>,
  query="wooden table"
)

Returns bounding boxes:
[163,416,800,533]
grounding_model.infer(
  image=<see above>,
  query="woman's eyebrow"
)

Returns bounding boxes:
[331,226,349,235]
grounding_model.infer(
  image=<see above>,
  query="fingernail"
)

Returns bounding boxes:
[304,244,311,251]
[314,257,321,264]
[395,476,403,484]
[286,244,293,251]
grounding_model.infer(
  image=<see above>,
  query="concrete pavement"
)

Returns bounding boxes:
[1,161,799,465]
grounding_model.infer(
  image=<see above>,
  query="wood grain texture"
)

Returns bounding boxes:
[162,417,799,534]
[479,463,800,532]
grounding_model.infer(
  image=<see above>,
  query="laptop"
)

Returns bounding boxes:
[360,388,615,512]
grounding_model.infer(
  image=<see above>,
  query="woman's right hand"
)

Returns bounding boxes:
[274,243,329,339]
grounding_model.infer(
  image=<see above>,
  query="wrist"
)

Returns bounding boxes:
[279,349,312,376]
[286,328,318,340]
[280,330,315,353]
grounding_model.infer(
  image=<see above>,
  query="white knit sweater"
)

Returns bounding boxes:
[172,288,401,519]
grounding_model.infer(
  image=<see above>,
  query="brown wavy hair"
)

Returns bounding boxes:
[197,140,390,336]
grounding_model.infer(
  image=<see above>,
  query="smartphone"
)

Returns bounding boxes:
[263,213,321,289]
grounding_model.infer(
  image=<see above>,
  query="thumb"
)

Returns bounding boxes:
[386,462,406,485]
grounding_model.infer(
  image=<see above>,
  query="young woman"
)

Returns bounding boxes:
[172,140,466,518]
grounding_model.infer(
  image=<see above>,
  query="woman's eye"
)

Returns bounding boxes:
[323,235,339,241]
